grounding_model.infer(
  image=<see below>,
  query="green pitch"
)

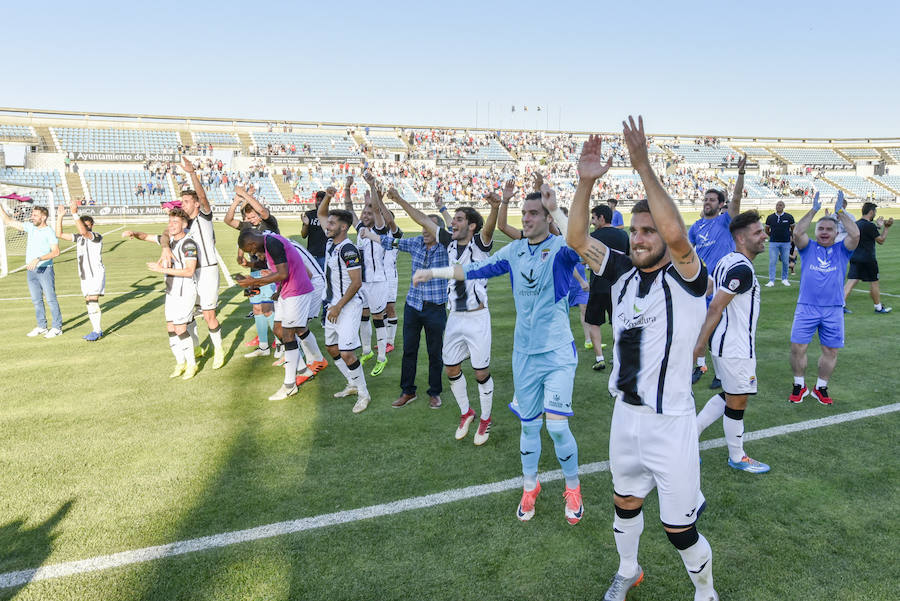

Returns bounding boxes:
[0,209,897,600]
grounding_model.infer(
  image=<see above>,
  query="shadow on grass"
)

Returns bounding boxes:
[62,277,161,333]
[0,499,74,600]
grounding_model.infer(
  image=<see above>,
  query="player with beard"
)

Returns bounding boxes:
[688,156,746,388]
[568,122,717,601]
[694,211,770,473]
[788,192,860,405]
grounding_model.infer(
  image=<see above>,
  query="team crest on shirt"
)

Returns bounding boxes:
[749,376,757,384]
[728,278,741,291]
[541,248,550,261]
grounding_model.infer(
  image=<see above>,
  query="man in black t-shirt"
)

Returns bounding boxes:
[302,191,328,270]
[225,185,281,356]
[584,204,629,370]
[843,202,893,313]
[764,201,794,286]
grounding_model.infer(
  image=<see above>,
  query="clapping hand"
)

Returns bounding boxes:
[812,191,822,212]
[181,157,195,174]
[502,178,515,202]
[623,116,650,171]
[577,134,613,181]
[835,191,844,215]
[540,183,558,213]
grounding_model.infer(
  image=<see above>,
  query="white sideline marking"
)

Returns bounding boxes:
[0,285,232,302]
[1,402,897,590]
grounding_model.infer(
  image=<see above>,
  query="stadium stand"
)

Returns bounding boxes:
[740,147,774,158]
[84,169,174,205]
[251,131,360,158]
[838,148,881,160]
[873,176,900,194]
[883,148,900,162]
[778,175,841,196]
[0,168,68,204]
[365,133,407,150]
[0,125,37,140]
[772,147,850,167]
[53,127,180,154]
[192,132,240,146]
[826,174,894,199]
[667,144,738,165]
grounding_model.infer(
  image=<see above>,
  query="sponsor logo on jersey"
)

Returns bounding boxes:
[728,278,741,291]
[541,248,550,261]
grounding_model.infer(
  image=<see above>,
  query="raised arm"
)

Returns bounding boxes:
[224,189,242,230]
[122,230,161,244]
[792,193,820,251]
[434,192,452,229]
[481,190,500,245]
[729,155,746,218]
[318,186,337,223]
[69,199,91,240]
[497,179,522,240]
[541,183,567,238]
[875,217,893,244]
[387,187,439,237]
[237,184,270,220]
[181,158,210,213]
[567,134,613,273]
[0,203,24,231]
[835,193,860,251]
[343,176,359,225]
[363,172,386,230]
[623,116,700,281]
[301,212,310,238]
[55,205,74,242]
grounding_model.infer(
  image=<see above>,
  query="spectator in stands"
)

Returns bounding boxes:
[765,200,795,286]
[0,204,63,338]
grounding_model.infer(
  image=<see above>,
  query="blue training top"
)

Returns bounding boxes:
[689,213,734,273]
[464,234,580,355]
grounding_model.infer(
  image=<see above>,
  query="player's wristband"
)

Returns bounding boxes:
[430,266,455,279]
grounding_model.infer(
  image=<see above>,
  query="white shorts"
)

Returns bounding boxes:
[307,281,325,320]
[325,297,363,351]
[274,293,314,329]
[194,265,220,311]
[711,356,758,395]
[610,402,703,528]
[80,269,106,297]
[359,280,389,315]
[442,308,492,369]
[387,275,398,304]
[165,293,196,325]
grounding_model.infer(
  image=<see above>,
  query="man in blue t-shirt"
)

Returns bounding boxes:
[413,184,584,527]
[789,192,860,406]
[607,198,625,229]
[0,203,63,337]
[688,157,746,387]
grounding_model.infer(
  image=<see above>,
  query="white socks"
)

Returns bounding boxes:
[86,301,102,332]
[696,394,726,434]
[477,376,493,420]
[613,510,644,579]
[449,373,469,414]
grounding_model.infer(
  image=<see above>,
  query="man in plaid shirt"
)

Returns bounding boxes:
[361,187,451,409]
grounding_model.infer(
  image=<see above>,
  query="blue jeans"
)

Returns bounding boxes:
[769,242,791,282]
[26,264,62,330]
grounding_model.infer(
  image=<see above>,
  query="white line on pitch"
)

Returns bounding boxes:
[755,275,899,298]
[6,226,126,276]
[1,402,897,590]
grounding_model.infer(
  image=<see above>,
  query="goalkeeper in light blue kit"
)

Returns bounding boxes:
[413,184,584,525]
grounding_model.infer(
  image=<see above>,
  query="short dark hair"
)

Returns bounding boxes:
[729,210,760,235]
[237,228,261,249]
[705,189,726,204]
[328,209,353,227]
[456,207,483,233]
[80,215,94,228]
[592,204,613,223]
[523,192,548,216]
[33,206,49,218]
[861,202,877,216]
[315,191,326,202]
[180,190,199,202]
[607,198,618,207]
[168,208,190,222]
[241,203,260,216]
[631,199,650,214]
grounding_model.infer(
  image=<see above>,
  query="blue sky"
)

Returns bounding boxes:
[5,0,899,137]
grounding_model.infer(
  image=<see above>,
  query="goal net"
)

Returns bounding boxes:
[0,182,56,277]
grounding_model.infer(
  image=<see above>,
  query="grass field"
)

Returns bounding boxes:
[0,208,898,600]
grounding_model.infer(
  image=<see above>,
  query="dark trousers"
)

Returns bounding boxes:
[401,302,447,397]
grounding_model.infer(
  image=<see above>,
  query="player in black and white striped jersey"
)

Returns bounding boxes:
[55,198,105,341]
[568,122,718,601]
[442,198,499,445]
[694,211,770,474]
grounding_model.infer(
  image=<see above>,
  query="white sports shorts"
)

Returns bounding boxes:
[442,308,492,369]
[165,293,196,325]
[609,401,703,528]
[325,297,363,351]
[359,280,389,315]
[194,265,220,311]
[274,293,314,329]
[387,274,398,304]
[711,356,758,395]
[308,276,325,320]
[80,269,106,297]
